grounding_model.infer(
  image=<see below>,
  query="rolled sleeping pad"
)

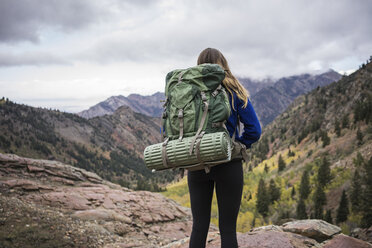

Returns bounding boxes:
[144,131,232,171]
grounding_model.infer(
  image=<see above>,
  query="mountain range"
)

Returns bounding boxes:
[77,70,341,127]
[0,68,343,192]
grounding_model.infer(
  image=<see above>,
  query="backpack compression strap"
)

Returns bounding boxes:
[177,71,185,141]
[178,109,184,141]
[194,131,212,173]
[161,137,170,168]
[189,91,208,155]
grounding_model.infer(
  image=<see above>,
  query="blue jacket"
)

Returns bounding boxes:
[225,92,262,148]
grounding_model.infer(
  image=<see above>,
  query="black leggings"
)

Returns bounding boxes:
[187,159,243,248]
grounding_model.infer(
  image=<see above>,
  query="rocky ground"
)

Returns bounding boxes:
[166,221,372,248]
[0,153,371,247]
[0,153,195,247]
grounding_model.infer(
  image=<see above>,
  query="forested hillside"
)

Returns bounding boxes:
[0,101,174,190]
[163,58,372,233]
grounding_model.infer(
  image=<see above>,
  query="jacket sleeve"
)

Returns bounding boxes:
[235,98,262,148]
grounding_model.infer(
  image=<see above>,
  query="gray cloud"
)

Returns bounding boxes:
[76,0,372,77]
[0,51,70,67]
[0,0,104,43]
[1,0,372,78]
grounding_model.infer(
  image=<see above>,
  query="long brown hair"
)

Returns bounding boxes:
[197,48,249,109]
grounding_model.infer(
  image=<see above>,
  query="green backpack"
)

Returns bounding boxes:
[144,64,233,173]
[162,63,231,141]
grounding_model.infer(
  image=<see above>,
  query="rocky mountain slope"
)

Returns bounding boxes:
[0,100,171,189]
[251,70,341,126]
[1,153,371,248]
[237,77,275,95]
[247,60,372,224]
[78,92,165,119]
[77,71,340,128]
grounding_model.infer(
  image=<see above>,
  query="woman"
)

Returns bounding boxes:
[187,48,261,248]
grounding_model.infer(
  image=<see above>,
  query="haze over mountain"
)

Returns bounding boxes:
[78,70,341,128]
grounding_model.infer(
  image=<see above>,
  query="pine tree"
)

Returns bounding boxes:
[325,209,333,224]
[318,157,331,187]
[278,155,286,172]
[251,214,256,228]
[334,119,341,137]
[313,184,326,219]
[310,212,315,219]
[320,130,330,147]
[356,128,363,146]
[268,179,281,203]
[350,170,362,212]
[336,190,349,223]
[296,198,307,219]
[256,178,269,217]
[299,170,311,200]
[361,156,372,228]
[257,137,270,160]
[291,186,296,199]
[342,114,349,128]
[353,152,365,167]
[264,163,269,173]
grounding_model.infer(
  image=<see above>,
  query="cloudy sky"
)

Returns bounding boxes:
[1,0,371,112]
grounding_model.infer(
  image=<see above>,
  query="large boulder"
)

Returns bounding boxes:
[233,230,320,248]
[351,227,372,243]
[281,219,341,242]
[322,234,372,248]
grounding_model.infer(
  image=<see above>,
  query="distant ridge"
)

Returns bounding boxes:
[78,70,341,127]
[251,69,341,126]
[78,92,165,119]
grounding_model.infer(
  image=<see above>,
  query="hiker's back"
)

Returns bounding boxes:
[144,63,233,172]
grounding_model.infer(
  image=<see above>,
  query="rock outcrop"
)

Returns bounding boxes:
[281,219,341,242]
[0,153,193,247]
